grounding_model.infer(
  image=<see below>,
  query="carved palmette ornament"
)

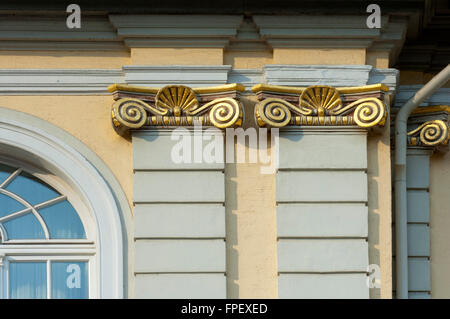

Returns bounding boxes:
[407,120,449,147]
[111,85,243,132]
[299,86,342,115]
[155,85,199,116]
[255,85,386,128]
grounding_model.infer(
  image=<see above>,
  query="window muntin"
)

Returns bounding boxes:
[0,163,94,299]
[6,257,90,299]
[0,164,86,241]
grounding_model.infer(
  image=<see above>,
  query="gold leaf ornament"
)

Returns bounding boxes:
[155,85,199,116]
[112,98,154,129]
[255,98,292,127]
[408,120,449,146]
[207,98,243,128]
[351,98,386,128]
[299,86,342,115]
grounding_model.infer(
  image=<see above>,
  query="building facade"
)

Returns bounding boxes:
[0,0,449,299]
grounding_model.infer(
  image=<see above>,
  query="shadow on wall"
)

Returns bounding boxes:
[367,122,392,299]
[225,162,239,298]
[225,94,278,298]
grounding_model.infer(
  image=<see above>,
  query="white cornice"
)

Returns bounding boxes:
[124,38,231,48]
[264,65,373,87]
[0,41,127,51]
[368,68,399,93]
[266,39,374,48]
[0,69,124,95]
[0,17,117,40]
[253,14,408,64]
[262,65,399,95]
[253,15,386,49]
[228,69,264,90]
[394,85,450,108]
[0,13,409,54]
[109,15,243,48]
[123,65,232,87]
[367,18,408,65]
[0,14,123,51]
[0,66,401,95]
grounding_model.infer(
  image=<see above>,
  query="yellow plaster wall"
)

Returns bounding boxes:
[225,95,278,298]
[366,51,390,68]
[130,48,224,65]
[0,95,135,298]
[430,150,450,298]
[0,96,133,208]
[0,44,396,299]
[223,51,273,69]
[273,48,366,65]
[0,51,130,69]
[367,125,393,299]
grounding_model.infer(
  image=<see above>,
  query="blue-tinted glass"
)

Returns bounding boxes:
[0,164,15,185]
[5,171,60,206]
[9,262,47,299]
[39,201,86,239]
[3,213,45,239]
[0,193,26,218]
[51,261,88,299]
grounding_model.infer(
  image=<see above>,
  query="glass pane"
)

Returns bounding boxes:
[0,164,15,185]
[9,262,47,299]
[39,201,86,239]
[5,171,60,206]
[51,261,88,299]
[0,193,26,218]
[3,213,45,239]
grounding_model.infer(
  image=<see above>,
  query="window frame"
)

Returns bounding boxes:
[0,108,127,298]
[0,160,98,299]
[0,158,94,243]
[2,254,96,299]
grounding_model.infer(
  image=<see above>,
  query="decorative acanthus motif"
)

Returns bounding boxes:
[253,84,388,129]
[109,84,244,133]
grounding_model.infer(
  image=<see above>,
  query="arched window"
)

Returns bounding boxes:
[0,162,94,299]
[0,107,128,299]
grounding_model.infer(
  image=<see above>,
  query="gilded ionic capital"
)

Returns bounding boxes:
[407,106,450,149]
[252,84,389,129]
[109,83,245,134]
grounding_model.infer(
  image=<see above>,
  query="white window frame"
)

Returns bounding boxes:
[0,159,99,299]
[2,254,96,299]
[0,253,4,299]
[0,108,127,298]
[0,158,96,243]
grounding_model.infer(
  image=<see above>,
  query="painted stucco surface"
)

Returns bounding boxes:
[430,150,450,298]
[273,48,366,65]
[131,48,223,65]
[225,95,278,298]
[0,51,130,69]
[0,45,396,299]
[368,126,393,299]
[0,96,133,209]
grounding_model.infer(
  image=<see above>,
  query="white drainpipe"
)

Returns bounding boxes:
[394,64,450,299]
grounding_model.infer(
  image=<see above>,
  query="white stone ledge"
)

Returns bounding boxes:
[0,66,400,94]
[124,65,232,87]
[0,69,124,95]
